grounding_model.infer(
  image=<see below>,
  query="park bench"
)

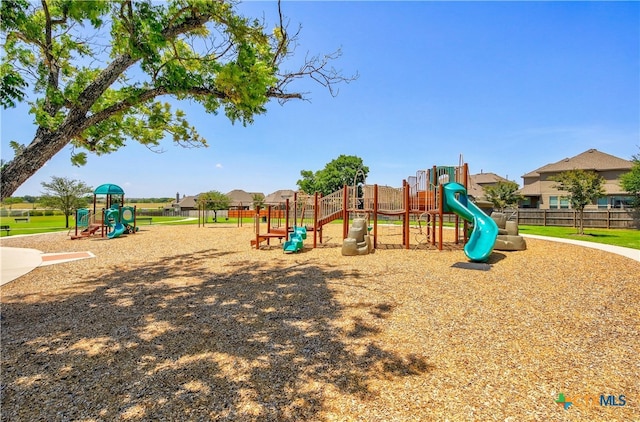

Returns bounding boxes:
[14,217,29,223]
[137,217,152,225]
[1,225,10,235]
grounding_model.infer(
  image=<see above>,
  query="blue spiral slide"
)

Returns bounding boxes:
[443,182,498,262]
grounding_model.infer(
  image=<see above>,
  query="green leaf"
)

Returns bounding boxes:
[9,140,25,155]
[70,151,87,167]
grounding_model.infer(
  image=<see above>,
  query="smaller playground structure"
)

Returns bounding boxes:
[252,159,502,262]
[250,195,318,252]
[71,184,140,240]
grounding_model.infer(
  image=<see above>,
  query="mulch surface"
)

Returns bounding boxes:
[1,224,638,421]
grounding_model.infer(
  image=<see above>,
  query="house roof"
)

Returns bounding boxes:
[465,173,514,200]
[517,179,627,197]
[226,189,262,207]
[264,189,297,204]
[466,181,485,199]
[522,149,632,177]
[175,195,198,209]
[518,180,541,196]
[469,172,511,185]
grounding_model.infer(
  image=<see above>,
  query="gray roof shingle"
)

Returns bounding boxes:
[470,172,511,185]
[226,189,262,207]
[263,189,297,204]
[522,149,632,177]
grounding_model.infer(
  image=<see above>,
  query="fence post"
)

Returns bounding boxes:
[607,209,610,229]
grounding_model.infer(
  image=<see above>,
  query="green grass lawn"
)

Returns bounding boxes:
[0,215,70,236]
[518,225,640,250]
[0,215,195,236]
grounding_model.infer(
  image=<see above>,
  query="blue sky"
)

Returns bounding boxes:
[1,1,638,198]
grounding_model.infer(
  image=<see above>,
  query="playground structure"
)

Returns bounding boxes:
[71,184,139,240]
[347,161,498,261]
[251,194,328,251]
[252,159,500,262]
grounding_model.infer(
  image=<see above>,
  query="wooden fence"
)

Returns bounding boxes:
[515,209,639,229]
[228,209,285,219]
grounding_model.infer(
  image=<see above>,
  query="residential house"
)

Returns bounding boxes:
[263,189,297,206]
[468,172,512,201]
[226,189,263,210]
[519,149,633,209]
[171,193,198,211]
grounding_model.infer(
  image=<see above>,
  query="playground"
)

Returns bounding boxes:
[1,223,638,421]
[250,161,527,262]
[70,183,141,240]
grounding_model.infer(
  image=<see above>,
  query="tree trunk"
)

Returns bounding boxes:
[578,209,584,235]
[1,128,72,200]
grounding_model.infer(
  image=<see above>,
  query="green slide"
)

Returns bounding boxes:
[283,226,306,253]
[107,222,126,239]
[443,182,498,262]
[105,208,126,239]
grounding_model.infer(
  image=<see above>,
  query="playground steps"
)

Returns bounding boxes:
[317,210,342,227]
[251,233,287,248]
[268,227,288,236]
[70,224,101,240]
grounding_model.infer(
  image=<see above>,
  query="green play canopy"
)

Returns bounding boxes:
[94,184,124,195]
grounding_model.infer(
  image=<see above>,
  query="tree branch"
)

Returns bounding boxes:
[271,0,288,67]
[272,49,358,103]
[41,0,61,115]
[80,86,170,130]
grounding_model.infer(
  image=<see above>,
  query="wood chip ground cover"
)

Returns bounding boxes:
[1,224,638,421]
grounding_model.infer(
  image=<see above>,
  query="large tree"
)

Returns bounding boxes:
[197,190,230,222]
[620,148,640,208]
[297,155,369,196]
[551,169,605,235]
[0,0,354,199]
[39,175,92,227]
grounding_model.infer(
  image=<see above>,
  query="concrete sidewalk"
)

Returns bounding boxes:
[1,247,96,286]
[521,234,640,262]
[1,247,43,286]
